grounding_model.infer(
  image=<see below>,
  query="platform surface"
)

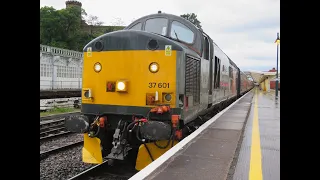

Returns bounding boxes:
[232,90,280,180]
[139,91,255,180]
[129,88,280,180]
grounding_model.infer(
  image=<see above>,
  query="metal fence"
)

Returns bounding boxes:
[40,80,81,90]
[40,44,83,90]
[40,44,83,58]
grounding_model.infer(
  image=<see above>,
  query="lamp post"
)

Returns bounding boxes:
[274,32,280,99]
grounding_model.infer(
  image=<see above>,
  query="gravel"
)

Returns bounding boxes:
[40,133,83,152]
[40,133,93,179]
[40,145,95,180]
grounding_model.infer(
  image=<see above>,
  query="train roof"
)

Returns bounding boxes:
[125,12,205,56]
[228,58,238,69]
[125,12,241,71]
[125,12,201,33]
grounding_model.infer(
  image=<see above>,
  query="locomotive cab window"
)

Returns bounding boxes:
[145,18,168,36]
[170,21,194,44]
[130,22,142,30]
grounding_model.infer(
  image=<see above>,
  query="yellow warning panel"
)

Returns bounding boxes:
[135,140,179,170]
[82,133,103,164]
[87,47,92,57]
[165,45,172,56]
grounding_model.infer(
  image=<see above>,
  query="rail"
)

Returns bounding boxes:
[67,160,110,180]
[40,119,71,141]
[40,141,83,160]
[40,131,72,141]
[40,112,81,121]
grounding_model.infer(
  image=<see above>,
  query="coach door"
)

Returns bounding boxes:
[202,33,213,106]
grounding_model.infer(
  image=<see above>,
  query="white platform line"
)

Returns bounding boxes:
[129,90,253,180]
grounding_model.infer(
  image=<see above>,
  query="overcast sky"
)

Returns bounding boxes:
[40,0,280,72]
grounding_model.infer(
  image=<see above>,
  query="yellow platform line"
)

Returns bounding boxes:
[249,89,263,180]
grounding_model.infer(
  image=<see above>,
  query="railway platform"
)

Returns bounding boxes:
[129,88,280,180]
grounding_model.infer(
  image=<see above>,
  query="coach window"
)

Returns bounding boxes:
[214,56,221,89]
[229,66,233,78]
[130,22,142,30]
[170,21,194,44]
[203,36,210,60]
[145,18,168,35]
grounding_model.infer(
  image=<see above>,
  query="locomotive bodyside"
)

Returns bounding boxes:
[65,12,254,171]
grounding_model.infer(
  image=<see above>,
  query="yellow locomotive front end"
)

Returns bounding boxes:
[82,42,177,109]
[66,29,184,170]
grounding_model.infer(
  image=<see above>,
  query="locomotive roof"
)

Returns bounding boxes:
[125,12,240,70]
[124,12,204,56]
[125,12,202,33]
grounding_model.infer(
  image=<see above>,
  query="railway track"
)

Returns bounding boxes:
[64,101,238,180]
[40,141,83,160]
[40,94,246,179]
[67,159,137,180]
[67,160,110,180]
[40,121,64,132]
[40,112,80,122]
[40,131,72,141]
[40,118,72,141]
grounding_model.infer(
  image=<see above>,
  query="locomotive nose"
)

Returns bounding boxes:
[64,114,89,133]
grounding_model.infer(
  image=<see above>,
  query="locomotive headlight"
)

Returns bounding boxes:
[116,80,128,92]
[117,82,125,90]
[149,62,159,73]
[94,62,102,72]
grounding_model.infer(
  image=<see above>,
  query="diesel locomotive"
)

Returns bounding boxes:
[65,11,253,171]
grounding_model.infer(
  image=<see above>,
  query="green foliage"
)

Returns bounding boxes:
[40,6,85,51]
[40,6,124,51]
[180,13,202,29]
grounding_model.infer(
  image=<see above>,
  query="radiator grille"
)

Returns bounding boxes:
[185,55,201,105]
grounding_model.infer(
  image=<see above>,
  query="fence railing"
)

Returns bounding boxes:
[40,44,83,59]
[40,80,82,90]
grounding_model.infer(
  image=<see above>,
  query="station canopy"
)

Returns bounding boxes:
[244,70,279,84]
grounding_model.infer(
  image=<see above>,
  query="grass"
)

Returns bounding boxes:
[40,107,80,117]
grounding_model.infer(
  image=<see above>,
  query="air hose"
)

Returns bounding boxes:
[89,125,100,137]
[153,127,176,149]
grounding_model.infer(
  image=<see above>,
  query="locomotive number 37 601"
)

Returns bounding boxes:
[148,82,170,88]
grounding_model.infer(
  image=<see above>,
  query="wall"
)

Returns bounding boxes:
[40,44,83,90]
[270,80,280,90]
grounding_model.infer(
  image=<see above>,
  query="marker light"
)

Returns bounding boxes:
[94,62,102,72]
[149,62,159,73]
[164,93,172,102]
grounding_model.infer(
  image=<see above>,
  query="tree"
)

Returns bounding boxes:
[40,6,82,50]
[86,15,104,26]
[40,6,101,51]
[58,7,81,39]
[81,8,87,19]
[180,13,202,29]
[40,6,124,51]
[40,6,63,46]
[86,15,104,36]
